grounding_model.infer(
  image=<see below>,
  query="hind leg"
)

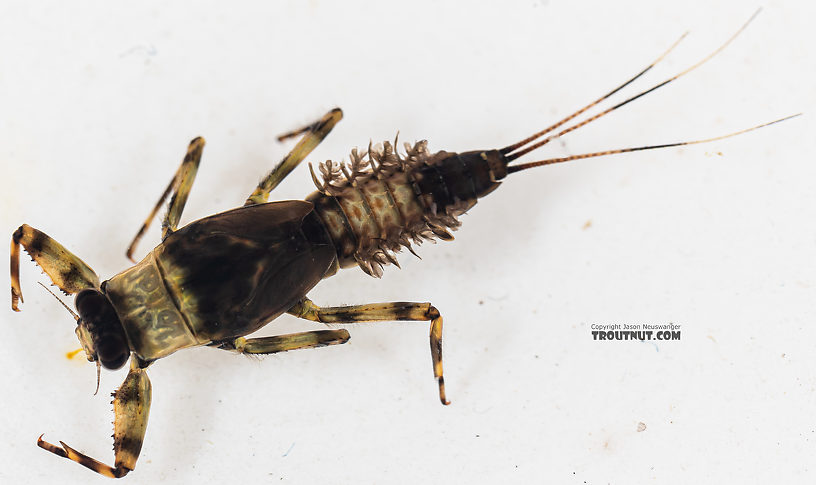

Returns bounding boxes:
[215,329,350,354]
[288,298,449,405]
[245,108,342,205]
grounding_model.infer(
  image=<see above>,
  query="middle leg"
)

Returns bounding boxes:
[288,298,449,405]
[126,137,206,260]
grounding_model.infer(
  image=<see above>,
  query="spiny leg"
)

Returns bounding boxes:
[126,137,205,261]
[288,298,449,405]
[215,329,350,354]
[245,108,343,206]
[38,357,152,478]
[10,224,100,311]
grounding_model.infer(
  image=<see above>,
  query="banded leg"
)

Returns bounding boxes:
[245,108,343,206]
[215,329,350,354]
[288,298,449,405]
[10,224,100,311]
[38,357,152,478]
[126,137,205,261]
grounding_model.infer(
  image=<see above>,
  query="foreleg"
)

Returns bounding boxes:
[38,357,152,478]
[10,224,99,311]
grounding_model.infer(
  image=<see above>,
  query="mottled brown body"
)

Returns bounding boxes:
[8,14,792,476]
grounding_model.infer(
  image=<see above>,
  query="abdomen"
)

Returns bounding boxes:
[306,140,505,277]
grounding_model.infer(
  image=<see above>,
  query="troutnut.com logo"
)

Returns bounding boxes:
[590,323,681,341]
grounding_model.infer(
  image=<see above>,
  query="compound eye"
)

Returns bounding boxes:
[74,288,130,369]
[75,289,107,320]
[96,333,129,370]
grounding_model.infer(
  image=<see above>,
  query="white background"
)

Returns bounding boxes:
[0,1,813,483]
